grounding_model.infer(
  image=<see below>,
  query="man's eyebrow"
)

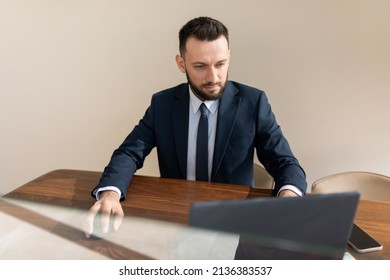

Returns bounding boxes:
[191,61,207,65]
[216,59,228,64]
[191,59,228,65]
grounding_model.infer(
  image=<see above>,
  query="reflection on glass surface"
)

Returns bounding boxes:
[0,197,352,260]
[0,197,239,259]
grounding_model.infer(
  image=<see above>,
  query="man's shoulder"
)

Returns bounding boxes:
[228,81,265,98]
[153,83,188,99]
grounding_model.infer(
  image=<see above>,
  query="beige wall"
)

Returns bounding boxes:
[1,0,389,195]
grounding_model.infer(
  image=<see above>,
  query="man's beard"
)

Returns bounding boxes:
[186,72,227,101]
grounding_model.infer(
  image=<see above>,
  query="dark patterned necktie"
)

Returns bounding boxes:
[196,103,209,181]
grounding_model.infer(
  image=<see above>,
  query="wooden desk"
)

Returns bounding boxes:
[352,200,390,260]
[0,169,270,259]
[2,169,271,223]
[1,169,389,259]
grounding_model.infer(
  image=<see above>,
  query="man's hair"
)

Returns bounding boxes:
[179,16,229,55]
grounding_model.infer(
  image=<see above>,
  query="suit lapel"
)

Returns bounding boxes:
[172,85,190,178]
[212,82,240,180]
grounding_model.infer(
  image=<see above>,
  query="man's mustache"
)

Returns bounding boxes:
[202,82,222,87]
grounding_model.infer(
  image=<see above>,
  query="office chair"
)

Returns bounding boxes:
[311,171,390,202]
[253,163,274,189]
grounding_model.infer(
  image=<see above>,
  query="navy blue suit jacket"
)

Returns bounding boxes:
[92,81,307,200]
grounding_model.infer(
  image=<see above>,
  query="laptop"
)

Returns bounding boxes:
[188,192,360,259]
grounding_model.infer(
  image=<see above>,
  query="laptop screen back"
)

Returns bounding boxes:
[188,192,360,259]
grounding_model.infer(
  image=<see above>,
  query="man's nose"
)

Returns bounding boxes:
[206,67,218,83]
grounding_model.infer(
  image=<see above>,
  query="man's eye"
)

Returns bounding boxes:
[194,65,204,69]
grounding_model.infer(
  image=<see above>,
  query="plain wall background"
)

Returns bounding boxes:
[1,0,389,195]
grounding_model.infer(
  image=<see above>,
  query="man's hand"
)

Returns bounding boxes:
[82,190,124,238]
[278,189,299,197]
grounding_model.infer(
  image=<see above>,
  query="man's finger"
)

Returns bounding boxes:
[101,211,110,234]
[113,211,124,231]
[83,203,101,238]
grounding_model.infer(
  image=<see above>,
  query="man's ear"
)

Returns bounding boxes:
[175,55,186,73]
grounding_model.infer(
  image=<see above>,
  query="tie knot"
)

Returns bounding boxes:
[199,103,208,116]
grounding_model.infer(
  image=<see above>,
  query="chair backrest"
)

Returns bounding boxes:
[311,171,390,202]
[253,163,274,189]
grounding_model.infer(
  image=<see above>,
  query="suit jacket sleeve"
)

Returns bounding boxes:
[91,97,157,201]
[255,91,307,195]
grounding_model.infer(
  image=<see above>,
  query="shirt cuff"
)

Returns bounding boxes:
[94,186,122,201]
[277,185,303,197]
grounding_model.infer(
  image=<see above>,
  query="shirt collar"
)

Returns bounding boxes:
[188,85,219,115]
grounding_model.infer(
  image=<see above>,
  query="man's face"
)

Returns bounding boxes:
[176,36,230,101]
